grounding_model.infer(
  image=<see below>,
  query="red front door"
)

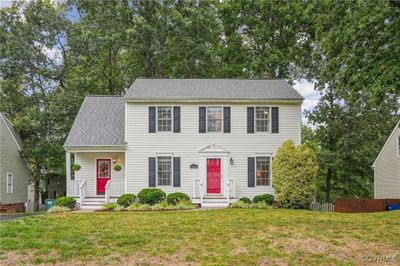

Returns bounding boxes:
[207,159,221,194]
[97,159,111,194]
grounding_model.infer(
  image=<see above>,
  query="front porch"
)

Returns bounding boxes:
[66,149,126,206]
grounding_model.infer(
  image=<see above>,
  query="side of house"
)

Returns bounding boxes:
[373,121,400,199]
[0,113,29,211]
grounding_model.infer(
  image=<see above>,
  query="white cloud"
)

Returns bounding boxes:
[293,78,320,126]
[0,0,13,8]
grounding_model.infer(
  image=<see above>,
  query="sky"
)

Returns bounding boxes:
[0,0,320,124]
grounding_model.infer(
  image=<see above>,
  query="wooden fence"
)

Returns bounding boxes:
[334,198,400,213]
[309,202,335,212]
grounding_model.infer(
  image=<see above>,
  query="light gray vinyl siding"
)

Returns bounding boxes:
[125,102,301,198]
[75,152,125,197]
[374,124,400,199]
[0,116,28,204]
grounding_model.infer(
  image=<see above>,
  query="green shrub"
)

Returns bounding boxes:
[114,205,125,212]
[253,194,274,205]
[138,204,151,210]
[251,202,270,209]
[55,196,77,209]
[138,188,166,205]
[239,197,252,204]
[126,203,141,211]
[230,200,250,208]
[117,194,137,207]
[47,206,70,213]
[175,200,195,210]
[272,140,318,209]
[102,202,117,210]
[167,192,191,205]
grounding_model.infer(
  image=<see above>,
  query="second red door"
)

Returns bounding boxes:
[207,158,221,194]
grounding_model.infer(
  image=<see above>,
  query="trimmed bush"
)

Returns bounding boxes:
[253,194,274,205]
[167,192,191,205]
[137,188,166,205]
[72,164,81,171]
[113,164,122,171]
[55,196,77,209]
[102,202,117,210]
[273,140,318,209]
[251,202,270,209]
[48,206,70,213]
[117,194,137,207]
[230,200,250,208]
[239,197,252,204]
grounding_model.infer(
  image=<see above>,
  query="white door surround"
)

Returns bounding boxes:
[198,144,230,198]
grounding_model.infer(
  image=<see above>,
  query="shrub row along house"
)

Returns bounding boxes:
[64,79,303,208]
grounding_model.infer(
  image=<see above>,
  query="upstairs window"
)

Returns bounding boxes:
[6,173,13,193]
[157,107,172,132]
[255,107,270,132]
[157,156,172,186]
[207,107,222,132]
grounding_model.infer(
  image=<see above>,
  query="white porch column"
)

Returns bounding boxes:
[66,151,71,196]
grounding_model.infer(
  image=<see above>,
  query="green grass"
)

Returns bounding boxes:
[0,209,399,265]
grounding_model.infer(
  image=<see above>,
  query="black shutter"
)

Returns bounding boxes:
[149,107,156,133]
[223,107,231,133]
[248,157,255,187]
[173,107,181,133]
[247,107,254,133]
[199,107,206,133]
[173,157,181,187]
[149,157,156,187]
[271,107,279,133]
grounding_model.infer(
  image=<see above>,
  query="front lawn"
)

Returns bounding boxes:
[0,209,399,265]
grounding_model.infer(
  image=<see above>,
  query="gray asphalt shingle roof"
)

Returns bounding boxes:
[124,78,304,100]
[64,96,125,147]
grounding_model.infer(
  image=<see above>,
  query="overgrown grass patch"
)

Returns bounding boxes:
[0,209,399,265]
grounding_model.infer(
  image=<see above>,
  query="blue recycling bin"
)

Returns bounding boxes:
[45,199,56,211]
[387,204,400,211]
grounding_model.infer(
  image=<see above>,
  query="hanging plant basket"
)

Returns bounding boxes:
[113,164,122,172]
[72,164,81,171]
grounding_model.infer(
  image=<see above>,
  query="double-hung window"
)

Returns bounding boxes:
[157,107,172,132]
[157,156,172,186]
[255,107,270,132]
[256,157,271,186]
[6,173,13,193]
[207,107,223,132]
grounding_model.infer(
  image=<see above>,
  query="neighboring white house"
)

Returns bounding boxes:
[373,120,400,199]
[64,79,303,208]
[0,113,31,212]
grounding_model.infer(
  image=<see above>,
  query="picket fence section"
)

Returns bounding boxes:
[309,202,335,212]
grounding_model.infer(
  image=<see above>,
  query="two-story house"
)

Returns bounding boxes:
[64,79,303,208]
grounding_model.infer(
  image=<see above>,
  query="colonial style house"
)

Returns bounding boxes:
[64,79,303,208]
[0,113,30,212]
[373,120,400,199]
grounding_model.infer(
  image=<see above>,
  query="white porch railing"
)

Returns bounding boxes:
[105,179,125,203]
[226,179,236,205]
[68,179,84,197]
[79,180,87,204]
[193,179,203,205]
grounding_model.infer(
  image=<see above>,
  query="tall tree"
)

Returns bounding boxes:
[0,0,70,210]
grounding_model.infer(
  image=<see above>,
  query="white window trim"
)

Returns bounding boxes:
[397,136,400,157]
[255,156,272,187]
[254,106,272,133]
[206,106,224,133]
[156,156,173,187]
[6,173,13,193]
[156,106,173,133]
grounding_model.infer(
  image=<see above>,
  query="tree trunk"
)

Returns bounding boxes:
[325,168,332,202]
[34,180,40,211]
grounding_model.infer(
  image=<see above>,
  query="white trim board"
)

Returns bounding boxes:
[372,120,400,168]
